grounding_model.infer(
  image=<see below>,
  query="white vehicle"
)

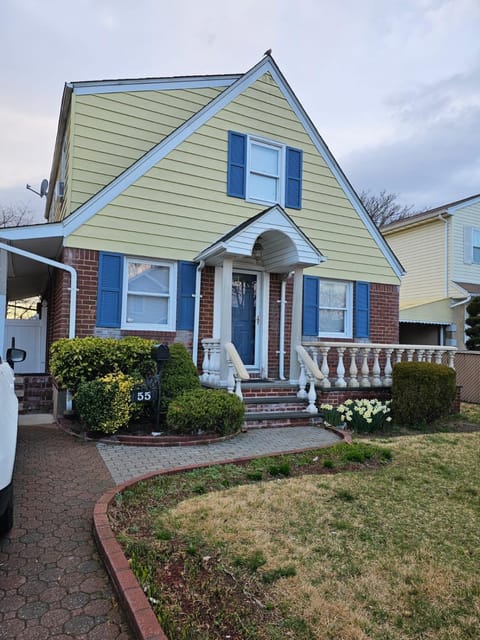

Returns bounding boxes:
[0,349,25,535]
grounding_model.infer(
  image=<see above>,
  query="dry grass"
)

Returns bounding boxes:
[166,431,480,639]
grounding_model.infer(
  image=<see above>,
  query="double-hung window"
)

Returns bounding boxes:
[248,139,283,204]
[227,131,302,209]
[122,258,176,330]
[319,280,352,338]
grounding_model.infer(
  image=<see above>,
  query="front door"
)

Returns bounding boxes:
[232,272,258,367]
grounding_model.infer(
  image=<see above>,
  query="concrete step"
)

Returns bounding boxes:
[244,395,308,413]
[244,410,324,429]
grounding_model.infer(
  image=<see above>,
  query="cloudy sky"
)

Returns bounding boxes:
[1,0,479,223]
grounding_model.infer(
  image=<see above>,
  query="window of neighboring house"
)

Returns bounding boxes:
[122,258,176,330]
[473,228,480,263]
[318,280,353,338]
[227,131,302,209]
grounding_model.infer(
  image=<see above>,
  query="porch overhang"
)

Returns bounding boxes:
[0,223,64,300]
[195,205,325,271]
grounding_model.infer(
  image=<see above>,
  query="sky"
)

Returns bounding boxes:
[1,0,479,223]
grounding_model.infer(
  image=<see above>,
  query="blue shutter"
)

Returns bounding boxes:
[302,276,319,336]
[355,282,370,339]
[227,131,246,198]
[177,261,197,330]
[96,252,123,328]
[285,147,302,209]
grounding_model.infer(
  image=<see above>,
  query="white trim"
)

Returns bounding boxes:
[448,194,480,213]
[121,257,177,331]
[71,75,239,95]
[60,57,404,278]
[318,279,353,339]
[0,222,64,241]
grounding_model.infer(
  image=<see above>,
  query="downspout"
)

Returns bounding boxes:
[278,271,294,380]
[192,260,205,369]
[0,241,78,412]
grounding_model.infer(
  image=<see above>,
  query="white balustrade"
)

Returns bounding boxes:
[303,342,457,389]
[201,338,221,385]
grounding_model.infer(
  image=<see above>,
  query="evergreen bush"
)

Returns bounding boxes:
[50,336,156,393]
[75,371,137,434]
[465,296,480,350]
[166,388,245,436]
[160,342,201,411]
[392,362,456,425]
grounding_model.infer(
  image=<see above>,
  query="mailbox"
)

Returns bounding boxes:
[151,343,170,364]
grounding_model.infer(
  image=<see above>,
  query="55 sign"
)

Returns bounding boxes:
[131,386,155,403]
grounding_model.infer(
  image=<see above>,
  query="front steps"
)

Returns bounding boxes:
[241,381,324,429]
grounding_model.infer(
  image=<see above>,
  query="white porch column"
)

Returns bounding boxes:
[0,250,6,359]
[289,268,304,382]
[219,257,233,384]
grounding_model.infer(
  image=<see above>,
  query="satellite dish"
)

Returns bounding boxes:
[40,179,49,197]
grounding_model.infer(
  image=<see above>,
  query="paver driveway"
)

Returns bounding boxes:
[0,424,133,640]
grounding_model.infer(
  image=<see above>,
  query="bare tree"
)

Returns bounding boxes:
[0,204,33,228]
[359,189,420,228]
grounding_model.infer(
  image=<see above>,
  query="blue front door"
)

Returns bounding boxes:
[232,272,257,366]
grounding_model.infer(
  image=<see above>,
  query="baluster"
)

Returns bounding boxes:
[394,348,404,363]
[226,360,235,394]
[297,360,307,398]
[425,349,434,363]
[372,348,382,386]
[211,342,221,385]
[348,347,359,387]
[306,374,318,414]
[434,350,443,364]
[406,349,415,362]
[320,345,331,389]
[383,348,393,386]
[360,347,371,387]
[448,351,455,369]
[417,349,425,362]
[335,347,347,388]
[309,346,319,369]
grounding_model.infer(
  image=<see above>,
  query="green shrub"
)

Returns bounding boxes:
[75,371,136,434]
[392,362,456,425]
[50,336,156,393]
[166,388,245,435]
[465,296,480,350]
[160,343,201,411]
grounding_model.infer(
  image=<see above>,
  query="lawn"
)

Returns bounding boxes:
[110,405,480,640]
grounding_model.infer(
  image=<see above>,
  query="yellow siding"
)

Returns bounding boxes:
[62,86,223,218]
[67,73,399,284]
[399,298,452,324]
[384,218,447,305]
[451,201,480,284]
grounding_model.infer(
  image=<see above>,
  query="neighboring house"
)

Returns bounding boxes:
[0,55,404,395]
[382,194,480,349]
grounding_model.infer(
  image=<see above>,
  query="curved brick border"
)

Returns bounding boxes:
[93,428,350,639]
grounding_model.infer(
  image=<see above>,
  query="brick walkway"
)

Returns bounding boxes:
[0,422,341,639]
[0,424,133,640]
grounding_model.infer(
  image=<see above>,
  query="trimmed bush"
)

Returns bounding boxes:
[75,372,137,434]
[50,336,156,393]
[392,362,456,425]
[465,296,480,351]
[166,388,245,436]
[160,343,201,411]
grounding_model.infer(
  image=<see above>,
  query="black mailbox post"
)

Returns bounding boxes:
[151,343,170,429]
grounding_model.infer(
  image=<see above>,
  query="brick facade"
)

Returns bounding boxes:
[46,247,400,378]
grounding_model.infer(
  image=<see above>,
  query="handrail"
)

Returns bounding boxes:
[296,345,324,380]
[225,342,249,399]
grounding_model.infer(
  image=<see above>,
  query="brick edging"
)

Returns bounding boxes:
[93,429,350,639]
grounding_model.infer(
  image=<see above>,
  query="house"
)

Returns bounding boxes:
[1,55,429,416]
[382,194,480,349]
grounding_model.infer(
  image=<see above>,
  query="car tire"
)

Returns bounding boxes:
[0,492,13,536]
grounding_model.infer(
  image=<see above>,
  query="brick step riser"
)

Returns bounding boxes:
[242,390,298,399]
[245,402,308,414]
[244,416,323,429]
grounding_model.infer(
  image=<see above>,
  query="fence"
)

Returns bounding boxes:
[455,351,480,403]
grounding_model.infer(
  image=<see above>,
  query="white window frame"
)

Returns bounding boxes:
[121,257,177,331]
[318,279,353,339]
[246,135,285,206]
[473,227,480,264]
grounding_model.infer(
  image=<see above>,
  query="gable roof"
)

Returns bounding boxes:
[195,204,325,271]
[52,55,404,278]
[382,192,480,234]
